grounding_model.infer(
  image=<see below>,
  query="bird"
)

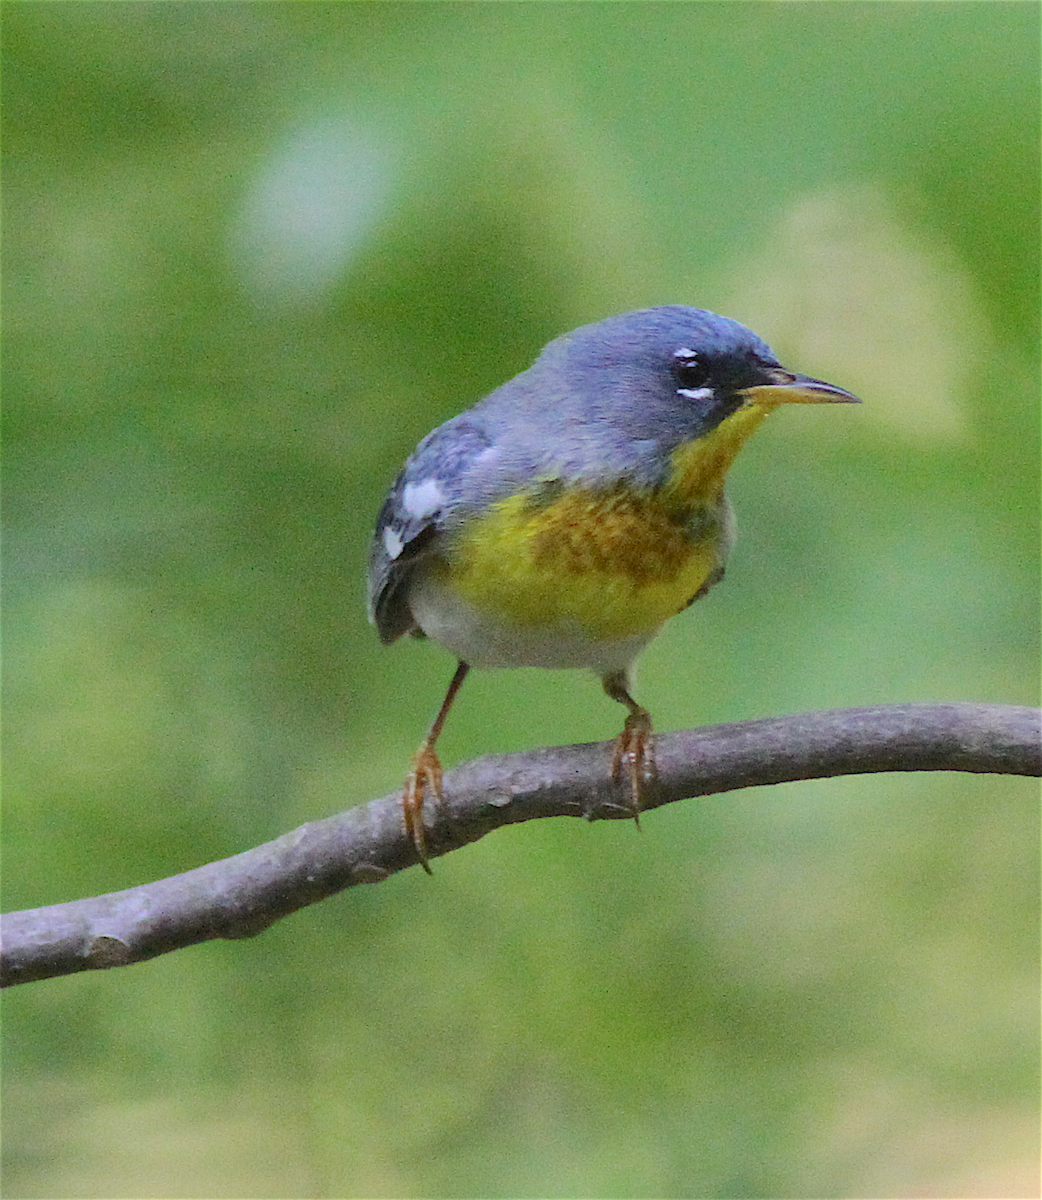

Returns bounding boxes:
[368,305,858,871]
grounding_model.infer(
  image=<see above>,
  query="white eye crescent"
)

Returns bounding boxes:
[671,347,712,390]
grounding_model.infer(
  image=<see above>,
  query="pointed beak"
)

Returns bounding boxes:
[741,368,861,408]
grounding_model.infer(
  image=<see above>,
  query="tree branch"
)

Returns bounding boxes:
[2,703,1038,988]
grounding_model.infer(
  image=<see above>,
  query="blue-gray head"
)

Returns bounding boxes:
[533,305,858,443]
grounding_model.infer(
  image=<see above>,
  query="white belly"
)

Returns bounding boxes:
[407,569,658,672]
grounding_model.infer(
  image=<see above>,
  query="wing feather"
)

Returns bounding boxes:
[367,415,494,644]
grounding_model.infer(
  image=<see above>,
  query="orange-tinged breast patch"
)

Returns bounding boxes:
[445,486,723,640]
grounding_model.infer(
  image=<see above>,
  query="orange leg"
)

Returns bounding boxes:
[403,660,469,873]
[602,669,656,828]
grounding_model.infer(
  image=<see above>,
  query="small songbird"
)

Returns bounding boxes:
[368,306,858,871]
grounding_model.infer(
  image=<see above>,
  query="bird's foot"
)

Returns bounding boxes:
[611,707,656,828]
[403,742,442,874]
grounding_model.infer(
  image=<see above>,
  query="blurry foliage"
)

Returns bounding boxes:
[2,3,1039,1197]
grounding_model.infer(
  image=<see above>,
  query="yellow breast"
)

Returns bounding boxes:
[442,405,769,643]
[443,485,722,641]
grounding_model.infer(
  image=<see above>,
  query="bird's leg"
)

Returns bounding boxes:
[404,660,470,873]
[602,668,656,828]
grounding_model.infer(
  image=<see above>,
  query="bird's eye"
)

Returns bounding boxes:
[671,349,711,390]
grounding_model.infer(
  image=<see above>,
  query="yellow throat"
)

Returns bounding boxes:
[443,402,774,642]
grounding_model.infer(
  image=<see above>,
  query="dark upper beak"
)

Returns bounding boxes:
[741,368,861,407]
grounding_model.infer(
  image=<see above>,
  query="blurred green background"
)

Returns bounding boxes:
[2,3,1039,1197]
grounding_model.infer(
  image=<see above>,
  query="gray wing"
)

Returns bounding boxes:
[367,413,495,644]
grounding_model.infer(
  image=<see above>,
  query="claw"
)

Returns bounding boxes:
[602,669,656,827]
[403,742,441,874]
[610,707,656,828]
[398,661,470,875]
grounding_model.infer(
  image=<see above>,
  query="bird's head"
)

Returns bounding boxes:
[552,305,859,500]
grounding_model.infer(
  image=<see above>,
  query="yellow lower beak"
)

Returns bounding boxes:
[741,370,861,408]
